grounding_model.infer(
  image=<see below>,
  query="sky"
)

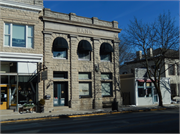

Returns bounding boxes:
[43,0,179,36]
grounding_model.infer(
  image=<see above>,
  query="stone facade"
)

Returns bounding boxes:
[42,8,122,112]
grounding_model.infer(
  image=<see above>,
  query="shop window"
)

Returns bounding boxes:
[100,43,113,62]
[52,37,68,59]
[101,82,112,97]
[4,23,34,48]
[168,64,175,75]
[137,81,153,97]
[53,71,68,79]
[79,72,91,80]
[79,82,91,97]
[101,73,112,80]
[78,40,92,60]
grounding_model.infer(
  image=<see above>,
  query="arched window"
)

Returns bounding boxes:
[78,40,92,60]
[52,37,68,59]
[100,43,113,61]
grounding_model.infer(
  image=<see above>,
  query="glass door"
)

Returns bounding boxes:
[53,83,66,106]
[10,85,17,106]
[153,88,158,103]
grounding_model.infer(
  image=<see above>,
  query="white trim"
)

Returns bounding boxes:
[0,52,43,63]
[0,0,43,11]
[26,25,28,48]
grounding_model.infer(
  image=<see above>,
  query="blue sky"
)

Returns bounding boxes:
[43,0,179,36]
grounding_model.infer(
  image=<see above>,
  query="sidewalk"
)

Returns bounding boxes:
[1,104,179,123]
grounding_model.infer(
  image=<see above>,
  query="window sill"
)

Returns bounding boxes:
[100,60,111,62]
[78,59,90,61]
[3,46,33,49]
[53,57,67,60]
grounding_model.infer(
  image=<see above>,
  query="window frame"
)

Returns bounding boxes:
[79,72,91,80]
[137,82,154,98]
[53,49,67,59]
[78,51,91,61]
[4,23,34,48]
[100,53,111,62]
[101,73,113,97]
[53,71,68,79]
[168,64,175,75]
[79,82,92,98]
[101,82,113,97]
[78,72,92,98]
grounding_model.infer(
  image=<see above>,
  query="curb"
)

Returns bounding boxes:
[1,106,176,124]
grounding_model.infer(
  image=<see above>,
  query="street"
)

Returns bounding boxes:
[1,109,179,133]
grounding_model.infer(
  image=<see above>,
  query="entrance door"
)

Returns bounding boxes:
[153,88,158,103]
[53,83,67,106]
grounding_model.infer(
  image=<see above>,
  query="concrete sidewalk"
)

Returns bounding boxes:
[1,104,179,124]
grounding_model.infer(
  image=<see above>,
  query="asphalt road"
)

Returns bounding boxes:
[1,109,179,133]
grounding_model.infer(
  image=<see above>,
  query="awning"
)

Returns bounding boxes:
[100,43,113,54]
[53,37,68,51]
[78,40,92,52]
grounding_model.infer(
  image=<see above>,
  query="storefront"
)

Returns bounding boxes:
[0,52,43,111]
[120,68,171,106]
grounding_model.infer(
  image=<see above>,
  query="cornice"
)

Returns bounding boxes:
[42,16,122,33]
[0,0,43,11]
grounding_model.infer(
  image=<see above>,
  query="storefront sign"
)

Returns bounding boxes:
[41,71,47,80]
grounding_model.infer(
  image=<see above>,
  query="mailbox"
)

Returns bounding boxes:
[44,95,51,100]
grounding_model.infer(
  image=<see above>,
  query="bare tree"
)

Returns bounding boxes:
[122,11,179,106]
[119,38,136,68]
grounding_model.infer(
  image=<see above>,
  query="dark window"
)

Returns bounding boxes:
[53,72,68,79]
[138,88,145,97]
[78,40,92,60]
[52,37,68,59]
[78,51,90,60]
[100,43,113,62]
[168,64,175,75]
[177,64,180,75]
[170,84,176,96]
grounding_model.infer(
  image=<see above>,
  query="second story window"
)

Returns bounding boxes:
[52,37,68,59]
[78,40,92,60]
[168,64,175,75]
[4,23,34,48]
[100,43,113,62]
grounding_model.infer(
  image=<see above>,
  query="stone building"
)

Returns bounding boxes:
[0,0,43,110]
[42,8,122,112]
[0,0,122,112]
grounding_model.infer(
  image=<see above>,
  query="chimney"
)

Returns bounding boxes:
[136,51,142,60]
[147,48,153,57]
